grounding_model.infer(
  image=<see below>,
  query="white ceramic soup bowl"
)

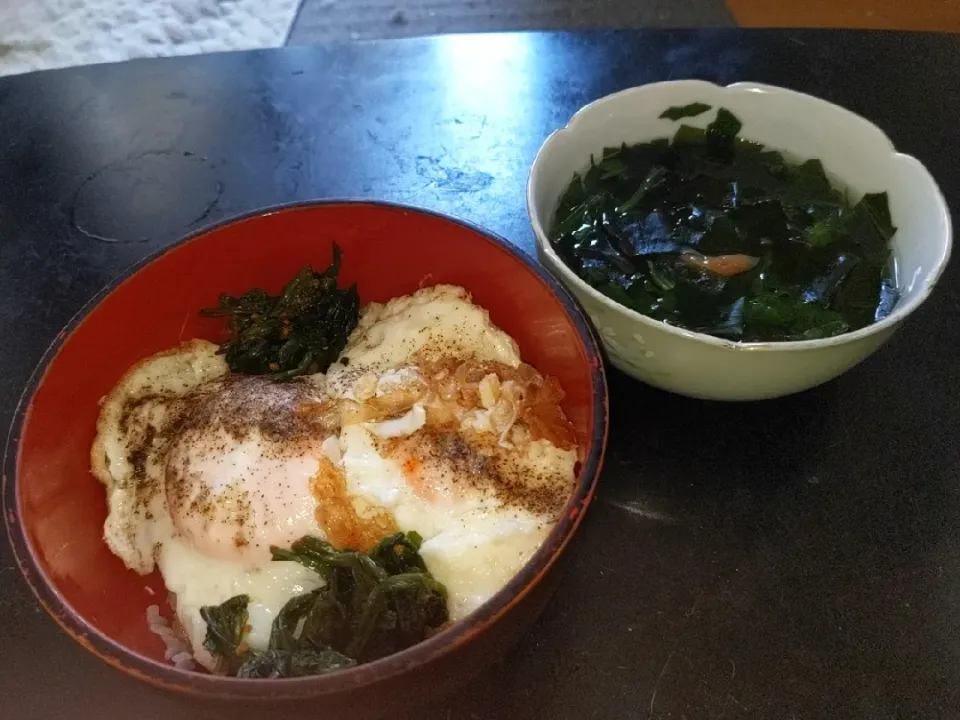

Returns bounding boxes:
[527,80,952,401]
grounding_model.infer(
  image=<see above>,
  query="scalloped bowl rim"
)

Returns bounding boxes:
[527,80,954,353]
[3,199,609,700]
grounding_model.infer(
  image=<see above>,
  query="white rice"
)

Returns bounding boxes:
[146,604,196,671]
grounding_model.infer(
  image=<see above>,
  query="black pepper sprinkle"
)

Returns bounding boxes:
[382,427,572,519]
[163,374,335,447]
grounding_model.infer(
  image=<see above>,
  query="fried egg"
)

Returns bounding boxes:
[92,339,229,574]
[92,285,578,672]
[92,342,340,667]
[325,284,521,399]
[338,424,575,619]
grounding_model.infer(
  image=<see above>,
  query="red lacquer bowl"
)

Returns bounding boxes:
[3,202,608,715]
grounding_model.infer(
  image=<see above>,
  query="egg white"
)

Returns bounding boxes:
[158,536,324,668]
[91,339,229,574]
[326,284,521,399]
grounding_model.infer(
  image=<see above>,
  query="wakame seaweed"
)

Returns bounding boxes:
[201,244,360,380]
[659,102,712,121]
[199,532,448,678]
[549,106,899,342]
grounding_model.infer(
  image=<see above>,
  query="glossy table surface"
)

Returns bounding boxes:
[1,29,959,719]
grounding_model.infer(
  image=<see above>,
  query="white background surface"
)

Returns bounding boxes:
[0,0,301,77]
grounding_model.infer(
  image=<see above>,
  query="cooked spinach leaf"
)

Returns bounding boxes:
[345,572,449,660]
[549,105,899,342]
[368,531,428,575]
[274,533,447,663]
[199,594,251,675]
[270,534,348,576]
[201,244,360,380]
[268,591,321,653]
[199,531,448,679]
[236,648,356,679]
[659,102,712,121]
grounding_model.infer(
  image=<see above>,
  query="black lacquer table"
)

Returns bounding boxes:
[1,29,958,719]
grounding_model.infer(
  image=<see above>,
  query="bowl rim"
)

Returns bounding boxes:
[2,198,609,700]
[527,79,954,353]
